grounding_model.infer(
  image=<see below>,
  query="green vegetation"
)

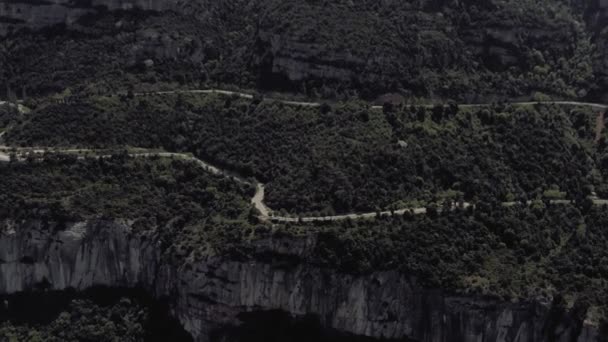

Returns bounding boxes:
[0,298,149,342]
[1,0,608,337]
[0,3,260,99]
[6,95,606,215]
[0,153,253,222]
[3,154,608,318]
[299,203,608,326]
[2,148,608,326]
[0,151,258,264]
[0,290,191,342]
[0,0,601,102]
[0,153,263,262]
[258,0,596,100]
[0,104,20,132]
[389,103,602,202]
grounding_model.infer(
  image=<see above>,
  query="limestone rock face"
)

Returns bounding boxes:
[586,0,608,101]
[0,0,604,101]
[0,0,177,34]
[0,220,159,292]
[0,219,601,342]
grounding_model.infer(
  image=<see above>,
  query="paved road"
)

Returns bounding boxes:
[2,147,608,223]
[371,101,608,111]
[136,89,321,107]
[0,147,276,219]
[135,88,608,110]
[2,89,607,222]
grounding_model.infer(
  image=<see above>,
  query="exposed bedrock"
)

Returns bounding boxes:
[0,219,601,342]
[0,0,176,33]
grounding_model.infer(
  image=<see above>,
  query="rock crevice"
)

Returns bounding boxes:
[0,219,600,342]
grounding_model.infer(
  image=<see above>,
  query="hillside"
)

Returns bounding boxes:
[2,0,608,341]
[0,0,606,101]
[0,155,608,340]
[6,94,607,214]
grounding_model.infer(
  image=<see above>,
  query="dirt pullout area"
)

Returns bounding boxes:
[596,110,606,143]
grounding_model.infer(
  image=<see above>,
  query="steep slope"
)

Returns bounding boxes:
[0,0,604,101]
[582,0,608,101]
[0,219,602,342]
[2,156,608,341]
[6,95,606,215]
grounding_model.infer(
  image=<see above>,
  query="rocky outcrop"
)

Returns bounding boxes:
[0,220,160,292]
[1,0,603,101]
[583,0,608,101]
[0,0,178,34]
[258,31,367,83]
[0,219,601,342]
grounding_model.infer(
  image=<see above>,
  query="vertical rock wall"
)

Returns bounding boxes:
[0,220,601,342]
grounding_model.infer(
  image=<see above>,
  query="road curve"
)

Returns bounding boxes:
[0,147,279,220]
[2,147,607,223]
[2,90,608,222]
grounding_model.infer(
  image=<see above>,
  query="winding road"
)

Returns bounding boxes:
[0,147,281,219]
[135,89,608,110]
[2,146,607,223]
[1,89,608,222]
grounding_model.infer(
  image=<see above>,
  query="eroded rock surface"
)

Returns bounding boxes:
[0,219,600,342]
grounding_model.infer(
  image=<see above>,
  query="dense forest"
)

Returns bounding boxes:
[0,104,20,132]
[2,153,608,333]
[0,0,604,102]
[0,154,263,262]
[0,154,253,222]
[6,94,606,214]
[3,153,608,306]
[294,203,608,333]
[2,0,608,337]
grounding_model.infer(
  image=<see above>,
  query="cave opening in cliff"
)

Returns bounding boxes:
[209,310,414,342]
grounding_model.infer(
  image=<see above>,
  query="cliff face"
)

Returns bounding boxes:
[1,0,603,101]
[0,220,160,292]
[0,219,601,342]
[0,0,177,34]
[584,0,608,101]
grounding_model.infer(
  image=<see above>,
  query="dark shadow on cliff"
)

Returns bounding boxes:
[0,286,192,342]
[210,310,414,342]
